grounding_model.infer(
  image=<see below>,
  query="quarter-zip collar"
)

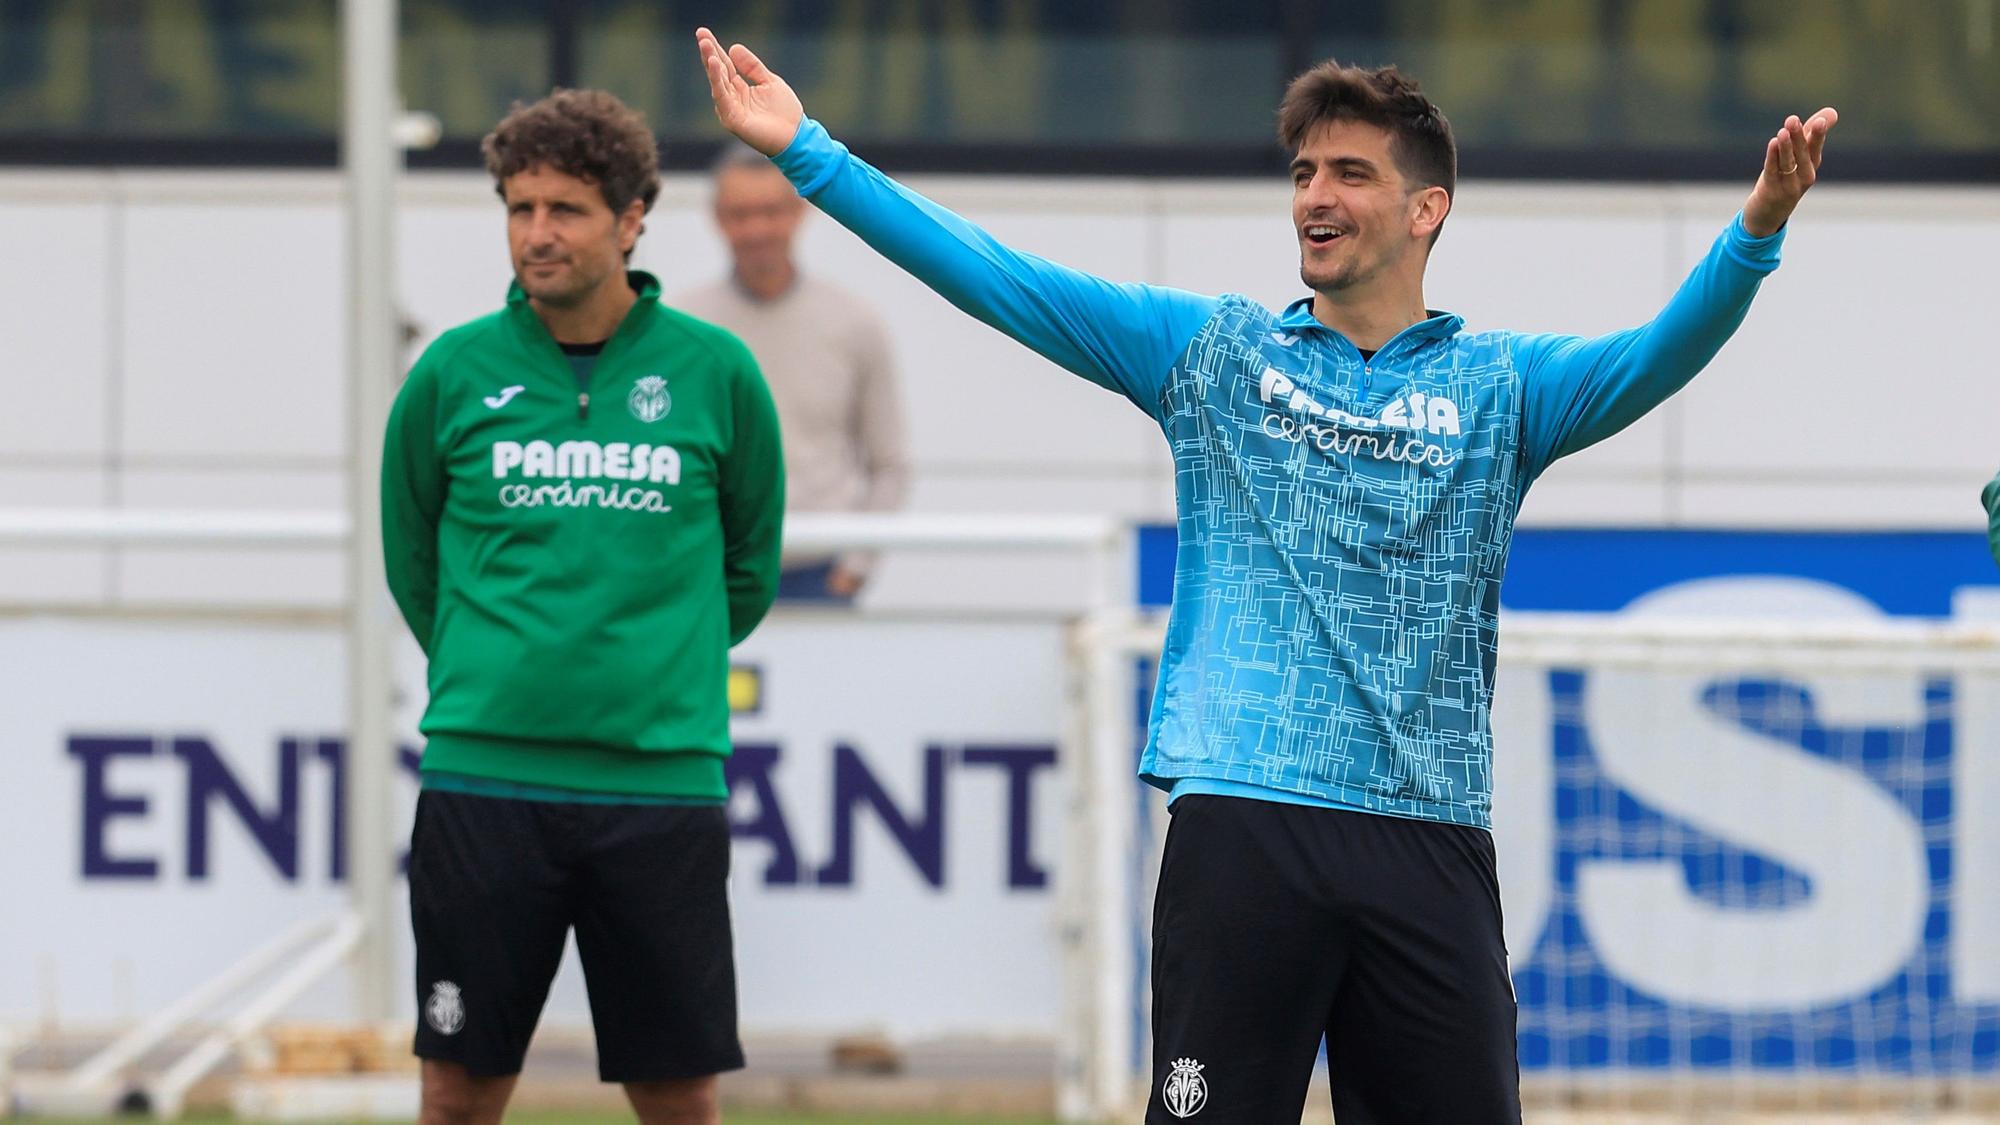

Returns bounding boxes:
[1276,296,1464,365]
[506,270,665,369]
[506,271,664,420]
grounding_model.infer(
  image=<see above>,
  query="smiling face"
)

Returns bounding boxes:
[1290,118,1448,296]
[503,164,645,309]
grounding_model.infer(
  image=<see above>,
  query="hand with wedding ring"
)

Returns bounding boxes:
[1743,108,1838,238]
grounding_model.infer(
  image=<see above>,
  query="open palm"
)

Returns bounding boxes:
[1742,107,1837,238]
[696,27,804,157]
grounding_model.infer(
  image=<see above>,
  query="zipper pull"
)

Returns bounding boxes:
[578,391,590,421]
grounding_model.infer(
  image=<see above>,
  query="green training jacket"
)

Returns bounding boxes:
[381,271,784,798]
[1985,471,2000,568]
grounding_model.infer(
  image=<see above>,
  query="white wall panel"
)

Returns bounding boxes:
[1516,475,1673,527]
[1677,479,1985,529]
[112,546,343,608]
[0,189,113,458]
[398,176,519,360]
[120,188,345,459]
[1673,186,2000,484]
[111,466,343,607]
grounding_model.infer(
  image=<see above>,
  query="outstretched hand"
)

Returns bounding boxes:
[1742,108,1837,238]
[696,27,804,157]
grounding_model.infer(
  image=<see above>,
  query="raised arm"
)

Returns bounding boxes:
[1518,108,1837,480]
[696,28,1217,418]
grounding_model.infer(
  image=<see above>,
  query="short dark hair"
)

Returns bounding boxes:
[482,88,661,217]
[1278,61,1455,236]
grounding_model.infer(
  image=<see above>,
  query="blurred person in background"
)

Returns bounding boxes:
[382,88,783,1125]
[676,142,909,604]
[700,25,1836,1125]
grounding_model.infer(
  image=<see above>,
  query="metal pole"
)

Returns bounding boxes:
[1054,621,1097,1122]
[1085,615,1135,1116]
[343,0,401,1025]
[1054,525,1140,1121]
[62,916,340,1093]
[146,916,368,1120]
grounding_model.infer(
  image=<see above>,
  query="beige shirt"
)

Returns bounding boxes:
[673,275,910,572]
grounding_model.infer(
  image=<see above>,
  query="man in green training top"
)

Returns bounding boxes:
[381,89,783,1125]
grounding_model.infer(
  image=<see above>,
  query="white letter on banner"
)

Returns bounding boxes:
[1576,577,1928,1010]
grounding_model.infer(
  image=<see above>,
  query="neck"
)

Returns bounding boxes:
[734,259,797,302]
[531,271,638,345]
[1309,278,1428,353]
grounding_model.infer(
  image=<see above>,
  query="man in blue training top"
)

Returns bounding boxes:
[698,27,1835,1125]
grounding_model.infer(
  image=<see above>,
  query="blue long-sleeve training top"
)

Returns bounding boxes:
[775,117,1783,829]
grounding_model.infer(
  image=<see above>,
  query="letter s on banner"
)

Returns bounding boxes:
[1575,578,1928,1009]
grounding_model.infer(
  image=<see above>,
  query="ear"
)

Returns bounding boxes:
[1411,185,1451,241]
[617,199,647,254]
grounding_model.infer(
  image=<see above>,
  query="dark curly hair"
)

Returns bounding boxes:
[482,88,662,218]
[1278,61,1455,241]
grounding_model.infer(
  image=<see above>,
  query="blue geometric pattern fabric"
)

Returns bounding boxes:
[1148,300,1524,825]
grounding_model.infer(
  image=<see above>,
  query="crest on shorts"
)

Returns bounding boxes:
[628,375,672,423]
[1163,1057,1207,1118]
[425,980,465,1036]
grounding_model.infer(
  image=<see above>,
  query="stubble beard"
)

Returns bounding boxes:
[1300,255,1358,295]
[520,257,604,309]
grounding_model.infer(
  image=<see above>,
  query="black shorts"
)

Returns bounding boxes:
[408,790,744,1082]
[1147,795,1520,1124]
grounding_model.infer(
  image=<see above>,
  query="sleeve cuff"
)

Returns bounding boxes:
[772,117,846,199]
[1722,210,1786,272]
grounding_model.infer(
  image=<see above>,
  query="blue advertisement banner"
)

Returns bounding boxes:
[1138,527,1999,617]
